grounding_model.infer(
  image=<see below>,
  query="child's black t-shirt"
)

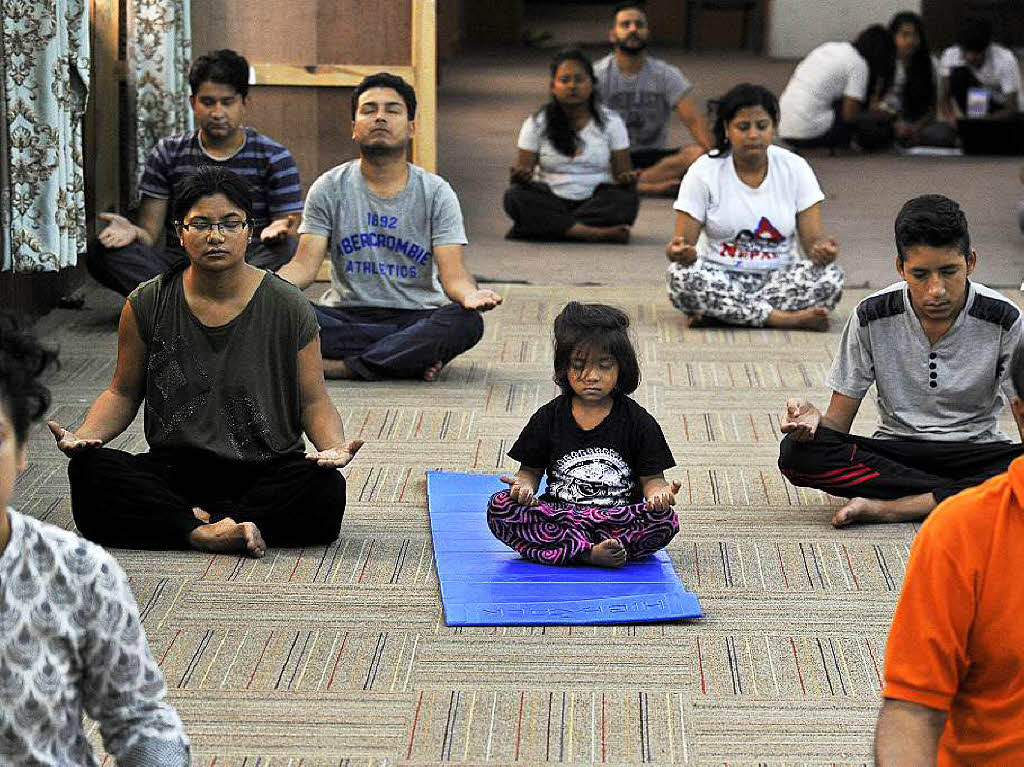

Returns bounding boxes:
[508,393,675,507]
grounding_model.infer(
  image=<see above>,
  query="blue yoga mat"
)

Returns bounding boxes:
[427,471,703,626]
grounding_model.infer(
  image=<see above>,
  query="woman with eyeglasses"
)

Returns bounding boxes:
[48,166,362,557]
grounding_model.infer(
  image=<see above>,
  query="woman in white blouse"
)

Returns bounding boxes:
[666,84,844,330]
[503,48,639,243]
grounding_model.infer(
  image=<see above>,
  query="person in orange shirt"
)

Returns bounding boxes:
[875,346,1024,763]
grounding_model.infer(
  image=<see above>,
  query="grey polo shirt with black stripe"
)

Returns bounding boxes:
[827,280,1023,442]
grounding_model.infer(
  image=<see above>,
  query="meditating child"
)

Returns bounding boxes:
[487,302,680,567]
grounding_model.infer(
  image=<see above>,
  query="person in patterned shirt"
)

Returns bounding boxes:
[0,311,190,766]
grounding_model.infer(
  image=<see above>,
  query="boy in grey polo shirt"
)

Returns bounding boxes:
[593,3,712,195]
[778,195,1024,527]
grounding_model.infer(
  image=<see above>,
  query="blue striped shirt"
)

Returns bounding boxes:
[139,127,303,244]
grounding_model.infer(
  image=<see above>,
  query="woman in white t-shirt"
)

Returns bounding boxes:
[503,48,639,242]
[779,25,896,150]
[666,84,844,330]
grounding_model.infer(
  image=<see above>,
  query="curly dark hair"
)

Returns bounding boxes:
[0,312,57,445]
[895,194,970,263]
[552,302,640,396]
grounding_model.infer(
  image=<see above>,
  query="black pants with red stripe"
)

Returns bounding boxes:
[778,426,1024,503]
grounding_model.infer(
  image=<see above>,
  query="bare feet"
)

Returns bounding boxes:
[323,359,359,380]
[189,518,266,558]
[565,223,631,243]
[423,361,443,382]
[831,493,936,528]
[580,539,627,568]
[766,306,830,332]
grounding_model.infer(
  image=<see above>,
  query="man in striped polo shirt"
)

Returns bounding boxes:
[89,49,303,296]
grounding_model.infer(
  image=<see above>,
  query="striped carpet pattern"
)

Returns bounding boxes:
[16,282,998,765]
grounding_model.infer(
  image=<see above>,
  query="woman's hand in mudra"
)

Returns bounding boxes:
[666,236,698,264]
[306,439,365,468]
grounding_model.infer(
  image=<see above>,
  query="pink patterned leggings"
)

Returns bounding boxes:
[486,490,680,566]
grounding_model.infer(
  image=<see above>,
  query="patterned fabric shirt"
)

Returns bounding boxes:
[139,127,303,245]
[0,508,190,766]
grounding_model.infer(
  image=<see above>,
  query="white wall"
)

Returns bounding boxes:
[768,0,922,59]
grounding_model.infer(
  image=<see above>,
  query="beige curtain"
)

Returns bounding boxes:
[126,0,192,205]
[1,0,89,272]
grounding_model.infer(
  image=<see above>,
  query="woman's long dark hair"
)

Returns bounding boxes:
[538,48,604,158]
[852,24,897,105]
[888,11,935,121]
[710,83,779,155]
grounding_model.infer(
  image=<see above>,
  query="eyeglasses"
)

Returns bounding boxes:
[178,219,250,235]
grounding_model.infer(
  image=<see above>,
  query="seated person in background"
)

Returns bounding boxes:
[594,2,713,195]
[503,48,640,243]
[874,344,1024,765]
[89,49,303,296]
[488,302,680,567]
[50,167,361,557]
[0,313,190,766]
[666,84,843,331]
[881,11,946,147]
[779,194,1024,528]
[278,73,500,381]
[938,17,1021,122]
[778,25,896,150]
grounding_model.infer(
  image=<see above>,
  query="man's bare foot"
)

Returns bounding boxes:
[423,361,443,381]
[189,518,266,558]
[832,493,936,528]
[192,507,211,523]
[580,539,627,568]
[323,359,359,380]
[566,223,631,243]
[766,306,830,332]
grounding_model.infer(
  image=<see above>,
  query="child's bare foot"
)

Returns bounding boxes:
[189,518,266,558]
[765,306,830,332]
[423,361,443,381]
[581,539,627,568]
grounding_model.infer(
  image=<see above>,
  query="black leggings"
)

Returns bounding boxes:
[68,447,346,550]
[503,181,639,240]
[778,426,1024,503]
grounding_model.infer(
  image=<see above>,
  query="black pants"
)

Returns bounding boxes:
[785,101,893,152]
[630,147,679,169]
[503,181,640,241]
[778,426,1024,503]
[86,236,297,297]
[313,302,484,380]
[68,447,346,549]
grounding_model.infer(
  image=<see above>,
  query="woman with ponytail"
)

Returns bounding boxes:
[503,48,640,242]
[666,84,844,330]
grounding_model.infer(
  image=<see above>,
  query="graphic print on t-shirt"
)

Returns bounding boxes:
[548,447,634,506]
[718,216,787,266]
[337,210,432,282]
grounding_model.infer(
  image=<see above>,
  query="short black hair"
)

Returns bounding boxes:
[612,2,647,19]
[894,194,971,263]
[710,83,779,154]
[172,166,255,223]
[0,312,57,446]
[552,302,641,396]
[351,72,417,121]
[189,49,250,100]
[959,16,993,53]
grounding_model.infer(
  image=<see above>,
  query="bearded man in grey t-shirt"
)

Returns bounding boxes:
[278,73,502,381]
[778,195,1024,528]
[593,3,712,195]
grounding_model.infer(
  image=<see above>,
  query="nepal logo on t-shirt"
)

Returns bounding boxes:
[719,216,787,264]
